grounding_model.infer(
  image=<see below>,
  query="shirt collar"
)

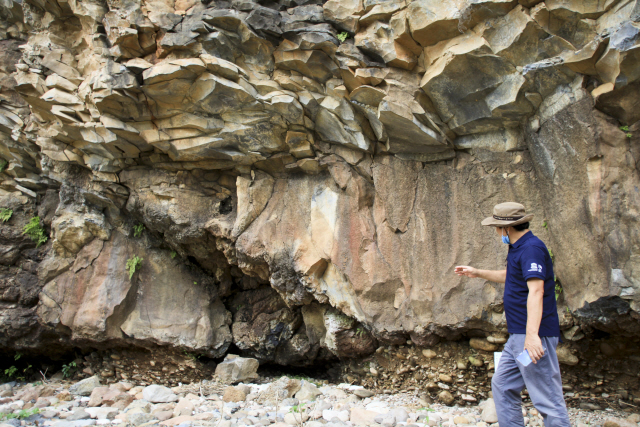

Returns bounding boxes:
[511,230,534,248]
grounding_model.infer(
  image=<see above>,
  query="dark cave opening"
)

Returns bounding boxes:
[0,349,77,384]
[256,360,340,383]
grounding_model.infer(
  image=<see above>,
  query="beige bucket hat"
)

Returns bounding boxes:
[481,202,533,227]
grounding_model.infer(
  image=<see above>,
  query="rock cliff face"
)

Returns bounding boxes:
[1,0,639,364]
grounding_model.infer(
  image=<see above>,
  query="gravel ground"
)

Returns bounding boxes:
[1,376,639,427]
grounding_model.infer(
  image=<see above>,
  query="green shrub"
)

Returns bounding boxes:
[3,365,17,378]
[0,159,7,172]
[133,223,145,237]
[170,250,177,259]
[61,361,77,378]
[0,208,12,222]
[337,32,349,42]
[555,283,562,300]
[22,216,48,247]
[126,255,143,279]
[0,407,40,421]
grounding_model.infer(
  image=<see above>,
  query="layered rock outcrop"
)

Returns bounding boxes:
[1,0,639,364]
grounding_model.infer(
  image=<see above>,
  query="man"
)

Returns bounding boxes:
[455,202,570,427]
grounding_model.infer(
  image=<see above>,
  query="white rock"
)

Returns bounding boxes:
[350,407,379,425]
[284,412,309,425]
[323,409,350,422]
[365,401,390,414]
[85,407,118,420]
[481,398,498,424]
[389,408,409,423]
[295,382,322,402]
[142,385,178,403]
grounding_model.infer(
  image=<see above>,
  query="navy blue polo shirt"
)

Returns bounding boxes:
[504,231,560,337]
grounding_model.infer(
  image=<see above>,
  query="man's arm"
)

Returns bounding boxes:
[454,266,506,283]
[524,278,545,363]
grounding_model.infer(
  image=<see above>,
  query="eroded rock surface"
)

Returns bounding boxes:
[0,0,639,366]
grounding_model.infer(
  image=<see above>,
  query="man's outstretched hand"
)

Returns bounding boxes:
[455,266,479,278]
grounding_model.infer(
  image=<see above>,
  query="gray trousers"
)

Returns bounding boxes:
[491,334,571,427]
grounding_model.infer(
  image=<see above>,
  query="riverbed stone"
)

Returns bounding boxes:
[69,377,102,397]
[215,356,260,384]
[142,385,178,403]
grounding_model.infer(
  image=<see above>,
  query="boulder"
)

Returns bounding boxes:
[223,386,247,403]
[322,410,350,422]
[481,398,498,424]
[469,338,498,352]
[258,377,302,404]
[66,409,92,421]
[142,385,178,403]
[87,387,109,407]
[85,407,119,420]
[422,349,437,358]
[127,412,156,426]
[353,388,374,398]
[172,397,195,417]
[284,412,309,425]
[388,408,409,423]
[295,382,322,401]
[603,418,638,427]
[69,377,102,396]
[215,355,260,384]
[556,346,579,365]
[350,407,379,425]
[437,390,455,405]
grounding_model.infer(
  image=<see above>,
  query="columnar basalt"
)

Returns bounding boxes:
[0,0,639,370]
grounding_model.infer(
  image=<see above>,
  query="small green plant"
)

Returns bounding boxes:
[566,306,570,313]
[170,250,177,259]
[17,408,40,419]
[355,326,366,337]
[0,159,7,172]
[0,208,12,222]
[337,32,349,42]
[182,349,201,361]
[620,126,633,138]
[4,365,17,378]
[133,223,145,237]
[14,352,22,361]
[0,407,41,421]
[290,402,306,413]
[22,216,48,247]
[61,361,77,378]
[548,248,554,262]
[542,220,548,229]
[555,283,562,300]
[126,255,143,279]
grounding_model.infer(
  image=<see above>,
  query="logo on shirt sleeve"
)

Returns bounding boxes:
[528,263,542,273]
